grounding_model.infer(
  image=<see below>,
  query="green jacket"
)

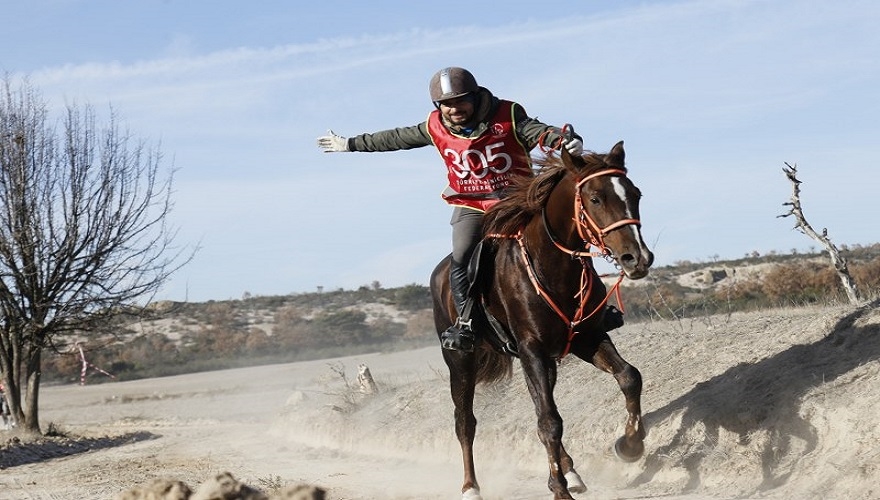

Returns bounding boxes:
[346,88,577,154]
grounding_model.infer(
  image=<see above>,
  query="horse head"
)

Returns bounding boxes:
[561,141,654,279]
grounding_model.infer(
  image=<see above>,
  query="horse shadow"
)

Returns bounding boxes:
[632,299,880,493]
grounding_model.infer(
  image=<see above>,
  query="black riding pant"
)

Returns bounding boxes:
[450,206,483,265]
[449,206,483,312]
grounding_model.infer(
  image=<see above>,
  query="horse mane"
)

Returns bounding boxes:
[483,150,620,236]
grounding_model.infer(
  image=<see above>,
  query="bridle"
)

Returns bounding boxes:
[489,168,642,358]
[551,168,641,257]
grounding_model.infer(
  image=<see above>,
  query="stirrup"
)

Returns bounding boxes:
[440,319,477,353]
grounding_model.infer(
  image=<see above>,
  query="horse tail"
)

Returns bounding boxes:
[475,347,512,385]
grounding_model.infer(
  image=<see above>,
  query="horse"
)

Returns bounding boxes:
[430,141,654,500]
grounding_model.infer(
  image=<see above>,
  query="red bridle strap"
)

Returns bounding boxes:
[574,169,641,250]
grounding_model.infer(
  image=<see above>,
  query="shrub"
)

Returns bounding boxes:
[853,256,880,296]
[761,262,839,303]
[405,309,436,340]
[394,284,432,311]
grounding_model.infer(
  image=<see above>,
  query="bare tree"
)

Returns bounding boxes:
[0,76,193,433]
[779,162,860,305]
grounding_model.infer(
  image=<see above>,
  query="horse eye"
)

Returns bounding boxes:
[589,196,601,205]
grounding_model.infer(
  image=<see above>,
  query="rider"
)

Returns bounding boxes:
[317,67,621,352]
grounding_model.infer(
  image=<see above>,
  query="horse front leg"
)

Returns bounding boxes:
[582,337,646,462]
[519,349,575,500]
[444,351,482,499]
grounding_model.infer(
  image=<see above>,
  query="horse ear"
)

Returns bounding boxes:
[560,146,583,173]
[606,141,625,168]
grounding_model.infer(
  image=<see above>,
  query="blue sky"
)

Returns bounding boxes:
[2,0,878,302]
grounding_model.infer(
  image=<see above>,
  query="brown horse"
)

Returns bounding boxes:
[430,142,653,499]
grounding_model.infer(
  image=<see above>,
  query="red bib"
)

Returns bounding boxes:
[428,100,532,212]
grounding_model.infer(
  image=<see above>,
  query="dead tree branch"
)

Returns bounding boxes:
[778,162,860,305]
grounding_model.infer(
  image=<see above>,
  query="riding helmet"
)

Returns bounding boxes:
[429,67,479,103]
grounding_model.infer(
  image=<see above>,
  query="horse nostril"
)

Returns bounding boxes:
[620,253,636,266]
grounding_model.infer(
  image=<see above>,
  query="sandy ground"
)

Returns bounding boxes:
[1,302,879,499]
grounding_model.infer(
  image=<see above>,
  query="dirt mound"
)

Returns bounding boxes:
[117,472,325,500]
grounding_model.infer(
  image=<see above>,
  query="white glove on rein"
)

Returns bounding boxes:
[565,137,583,156]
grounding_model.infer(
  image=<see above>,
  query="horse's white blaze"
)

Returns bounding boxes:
[610,177,650,256]
[627,223,652,258]
[610,177,632,218]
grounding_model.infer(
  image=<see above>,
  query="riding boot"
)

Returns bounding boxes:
[440,259,478,352]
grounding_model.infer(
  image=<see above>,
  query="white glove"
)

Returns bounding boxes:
[565,137,583,156]
[316,129,349,152]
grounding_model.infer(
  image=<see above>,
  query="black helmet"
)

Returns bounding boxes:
[429,67,479,103]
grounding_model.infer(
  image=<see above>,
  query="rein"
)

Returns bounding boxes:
[487,167,640,358]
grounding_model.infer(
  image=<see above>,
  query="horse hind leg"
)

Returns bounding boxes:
[444,351,483,499]
[456,403,481,500]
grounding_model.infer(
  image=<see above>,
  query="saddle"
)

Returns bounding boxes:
[466,241,520,357]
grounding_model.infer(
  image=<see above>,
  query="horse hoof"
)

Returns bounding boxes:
[462,487,483,500]
[565,470,587,494]
[613,436,644,463]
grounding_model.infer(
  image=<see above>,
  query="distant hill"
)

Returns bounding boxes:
[44,243,879,384]
[143,242,879,334]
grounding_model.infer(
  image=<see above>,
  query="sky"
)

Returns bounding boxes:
[2,0,878,303]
